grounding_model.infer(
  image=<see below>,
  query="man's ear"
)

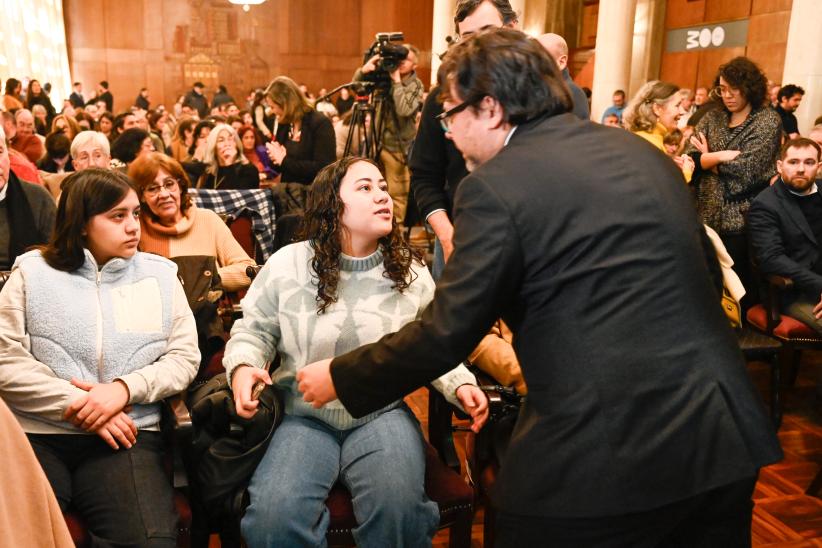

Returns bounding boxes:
[481,96,506,130]
[776,159,783,176]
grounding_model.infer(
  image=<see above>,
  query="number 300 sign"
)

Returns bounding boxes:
[666,20,748,53]
[686,27,725,49]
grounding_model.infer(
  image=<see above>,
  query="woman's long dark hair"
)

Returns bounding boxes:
[40,169,134,271]
[299,156,421,314]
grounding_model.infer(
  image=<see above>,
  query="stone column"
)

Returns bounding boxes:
[591,0,637,122]
[430,0,457,84]
[781,0,822,135]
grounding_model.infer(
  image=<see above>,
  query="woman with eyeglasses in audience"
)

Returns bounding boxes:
[129,152,254,291]
[0,168,199,546]
[196,123,259,190]
[224,156,487,547]
[685,56,782,307]
[264,76,336,184]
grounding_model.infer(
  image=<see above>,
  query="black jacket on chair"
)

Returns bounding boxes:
[748,178,822,301]
[329,113,782,518]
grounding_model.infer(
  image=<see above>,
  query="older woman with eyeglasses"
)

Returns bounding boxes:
[129,152,254,291]
[685,56,782,307]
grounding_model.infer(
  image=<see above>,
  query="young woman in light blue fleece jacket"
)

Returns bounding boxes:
[225,157,489,548]
[0,169,200,546]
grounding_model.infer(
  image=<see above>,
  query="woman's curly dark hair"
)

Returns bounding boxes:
[299,156,421,314]
[714,56,768,110]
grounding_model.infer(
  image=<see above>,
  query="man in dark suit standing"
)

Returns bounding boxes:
[68,82,84,109]
[297,29,782,545]
[749,138,822,333]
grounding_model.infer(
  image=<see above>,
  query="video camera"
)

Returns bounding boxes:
[362,32,408,90]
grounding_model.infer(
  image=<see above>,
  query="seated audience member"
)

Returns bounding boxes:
[2,111,43,184]
[97,111,114,140]
[663,129,684,157]
[32,104,49,137]
[749,138,822,334]
[0,397,74,548]
[600,89,626,124]
[74,110,95,132]
[111,127,154,168]
[11,109,45,164]
[71,131,112,171]
[148,110,171,151]
[623,80,694,181]
[130,152,254,291]
[0,126,55,269]
[0,168,199,547]
[224,157,486,547]
[238,125,276,180]
[3,78,24,113]
[181,120,215,184]
[111,112,138,141]
[37,132,74,173]
[51,114,81,142]
[251,90,274,141]
[335,87,354,116]
[196,123,259,190]
[264,76,336,184]
[809,124,822,151]
[170,117,197,162]
[602,113,621,127]
[25,79,56,125]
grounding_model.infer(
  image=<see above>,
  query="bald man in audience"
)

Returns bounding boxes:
[10,110,45,164]
[538,33,590,120]
[0,126,55,270]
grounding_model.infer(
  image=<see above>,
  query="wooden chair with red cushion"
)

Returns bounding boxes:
[746,274,822,388]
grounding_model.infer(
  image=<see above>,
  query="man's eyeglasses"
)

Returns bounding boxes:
[144,178,179,197]
[436,99,474,132]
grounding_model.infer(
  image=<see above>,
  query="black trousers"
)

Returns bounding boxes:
[495,475,757,548]
[28,431,177,548]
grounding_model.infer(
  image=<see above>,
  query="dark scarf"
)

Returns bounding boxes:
[4,171,49,261]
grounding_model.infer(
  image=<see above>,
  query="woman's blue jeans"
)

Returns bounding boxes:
[241,406,440,548]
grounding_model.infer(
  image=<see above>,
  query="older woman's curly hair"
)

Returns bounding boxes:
[714,56,768,110]
[299,156,421,314]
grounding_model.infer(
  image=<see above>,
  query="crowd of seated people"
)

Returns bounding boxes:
[0,11,821,544]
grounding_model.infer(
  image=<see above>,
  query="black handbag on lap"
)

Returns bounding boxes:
[188,372,284,523]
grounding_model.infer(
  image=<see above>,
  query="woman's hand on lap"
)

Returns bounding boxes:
[94,411,138,450]
[64,379,130,431]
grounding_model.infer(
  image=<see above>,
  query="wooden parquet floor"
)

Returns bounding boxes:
[412,351,822,548]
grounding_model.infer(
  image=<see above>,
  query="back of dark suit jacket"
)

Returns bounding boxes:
[331,113,782,518]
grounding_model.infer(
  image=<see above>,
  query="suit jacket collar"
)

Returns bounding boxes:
[508,112,577,145]
[774,178,818,245]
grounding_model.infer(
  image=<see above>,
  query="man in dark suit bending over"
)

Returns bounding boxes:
[296,29,782,546]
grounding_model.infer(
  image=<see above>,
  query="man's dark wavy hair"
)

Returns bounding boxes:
[437,28,571,125]
[299,156,421,314]
[714,56,768,110]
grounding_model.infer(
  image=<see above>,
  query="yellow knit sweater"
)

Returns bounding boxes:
[139,205,255,291]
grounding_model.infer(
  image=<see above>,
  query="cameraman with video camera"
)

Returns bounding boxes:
[354,42,423,226]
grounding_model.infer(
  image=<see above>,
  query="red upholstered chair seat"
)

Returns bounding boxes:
[325,443,473,546]
[746,304,818,339]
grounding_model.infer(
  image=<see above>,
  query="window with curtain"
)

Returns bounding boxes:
[0,0,72,112]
